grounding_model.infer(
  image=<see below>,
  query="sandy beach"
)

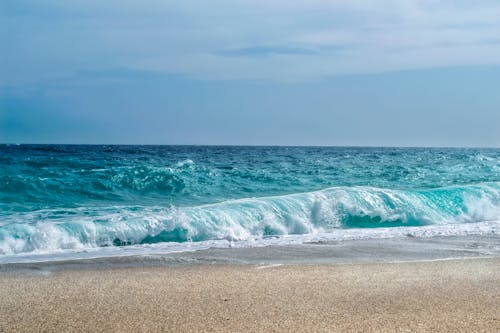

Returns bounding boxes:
[1,257,499,332]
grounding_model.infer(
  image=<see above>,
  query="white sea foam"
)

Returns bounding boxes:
[0,221,498,264]
[1,183,500,257]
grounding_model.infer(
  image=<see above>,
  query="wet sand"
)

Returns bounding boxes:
[1,258,499,332]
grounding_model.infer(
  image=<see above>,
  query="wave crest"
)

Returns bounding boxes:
[1,183,500,255]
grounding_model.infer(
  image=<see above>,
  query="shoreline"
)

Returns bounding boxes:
[1,257,499,332]
[2,234,499,272]
[2,235,499,332]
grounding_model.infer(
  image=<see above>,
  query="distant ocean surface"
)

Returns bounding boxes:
[1,145,499,262]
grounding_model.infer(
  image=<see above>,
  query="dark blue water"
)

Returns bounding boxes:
[1,145,500,255]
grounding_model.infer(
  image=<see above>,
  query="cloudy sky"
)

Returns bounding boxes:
[1,0,500,146]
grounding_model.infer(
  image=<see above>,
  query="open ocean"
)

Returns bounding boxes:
[1,145,499,262]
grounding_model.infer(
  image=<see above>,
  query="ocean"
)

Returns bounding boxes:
[1,145,499,262]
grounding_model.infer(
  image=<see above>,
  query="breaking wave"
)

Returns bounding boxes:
[1,183,500,255]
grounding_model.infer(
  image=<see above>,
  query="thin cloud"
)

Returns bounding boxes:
[218,46,318,58]
[2,0,500,83]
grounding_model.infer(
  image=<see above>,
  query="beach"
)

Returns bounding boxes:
[1,255,499,332]
[2,145,500,332]
[4,0,500,329]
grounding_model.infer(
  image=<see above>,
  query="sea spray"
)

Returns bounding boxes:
[1,183,500,255]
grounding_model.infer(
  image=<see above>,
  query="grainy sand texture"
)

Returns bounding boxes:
[1,258,499,332]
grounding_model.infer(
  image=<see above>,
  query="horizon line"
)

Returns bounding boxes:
[1,142,500,149]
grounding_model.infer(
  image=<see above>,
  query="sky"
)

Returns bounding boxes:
[1,0,500,146]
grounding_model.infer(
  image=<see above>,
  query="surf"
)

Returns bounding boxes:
[1,182,500,255]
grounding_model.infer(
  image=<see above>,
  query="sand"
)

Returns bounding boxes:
[0,258,499,332]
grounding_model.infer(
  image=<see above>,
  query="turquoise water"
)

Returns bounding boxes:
[1,145,500,256]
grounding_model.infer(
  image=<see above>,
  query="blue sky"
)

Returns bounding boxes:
[1,0,500,146]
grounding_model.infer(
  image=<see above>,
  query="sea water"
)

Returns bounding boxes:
[1,145,499,262]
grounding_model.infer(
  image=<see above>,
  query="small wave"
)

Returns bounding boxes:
[1,183,500,255]
[0,161,210,207]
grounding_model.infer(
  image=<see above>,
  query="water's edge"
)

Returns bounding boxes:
[1,233,499,275]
